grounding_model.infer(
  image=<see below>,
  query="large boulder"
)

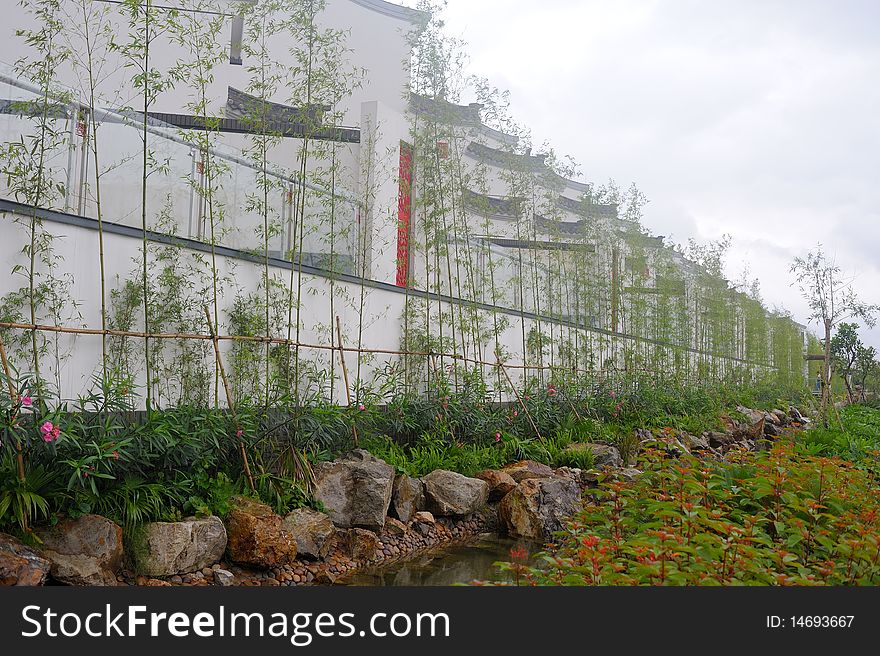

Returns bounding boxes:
[313,449,395,532]
[281,508,336,560]
[422,470,489,516]
[500,460,555,482]
[390,474,425,523]
[562,443,621,468]
[129,516,227,577]
[498,477,580,541]
[0,533,50,586]
[475,469,517,500]
[36,514,123,586]
[225,497,297,568]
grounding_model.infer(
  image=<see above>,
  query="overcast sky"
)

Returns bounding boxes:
[400,0,880,348]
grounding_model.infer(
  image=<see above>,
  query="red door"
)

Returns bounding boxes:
[396,141,414,287]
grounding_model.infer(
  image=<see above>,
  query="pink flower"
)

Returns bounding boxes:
[513,410,519,417]
[358,404,366,411]
[548,384,557,397]
[235,428,243,438]
[40,421,59,443]
[495,432,502,442]
[609,390,616,398]
[112,451,120,460]
[21,395,32,407]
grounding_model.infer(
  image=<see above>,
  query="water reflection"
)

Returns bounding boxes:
[340,533,541,586]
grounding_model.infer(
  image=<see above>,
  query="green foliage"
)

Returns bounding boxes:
[494,440,880,585]
[795,404,880,461]
[0,456,56,532]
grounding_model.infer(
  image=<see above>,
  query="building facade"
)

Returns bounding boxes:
[0,0,806,405]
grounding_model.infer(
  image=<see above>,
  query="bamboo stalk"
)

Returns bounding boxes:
[335,315,358,445]
[496,354,542,440]
[203,306,255,492]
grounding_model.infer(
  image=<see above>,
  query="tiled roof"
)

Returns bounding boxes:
[348,0,429,23]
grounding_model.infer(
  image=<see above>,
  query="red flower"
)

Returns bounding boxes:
[509,545,529,563]
[40,421,60,443]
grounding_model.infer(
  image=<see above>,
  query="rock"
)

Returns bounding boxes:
[129,516,226,577]
[500,460,555,482]
[736,405,764,424]
[214,568,234,586]
[225,497,297,568]
[338,528,379,561]
[707,431,736,448]
[612,467,642,483]
[475,469,517,500]
[561,443,622,468]
[763,422,782,437]
[390,474,424,523]
[498,477,580,541]
[554,466,599,489]
[422,470,489,516]
[764,412,781,426]
[412,511,436,526]
[411,511,436,537]
[771,409,787,423]
[383,517,408,537]
[281,508,336,560]
[37,515,123,586]
[789,406,806,423]
[0,533,50,585]
[683,433,710,451]
[314,570,337,585]
[734,406,766,437]
[313,449,395,532]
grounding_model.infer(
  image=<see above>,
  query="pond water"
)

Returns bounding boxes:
[339,533,541,586]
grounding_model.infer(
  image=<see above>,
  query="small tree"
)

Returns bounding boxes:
[853,344,878,402]
[830,322,862,402]
[790,246,878,423]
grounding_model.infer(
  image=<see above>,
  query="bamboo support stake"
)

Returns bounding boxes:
[496,354,542,440]
[0,334,26,488]
[335,315,358,445]
[204,306,256,492]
